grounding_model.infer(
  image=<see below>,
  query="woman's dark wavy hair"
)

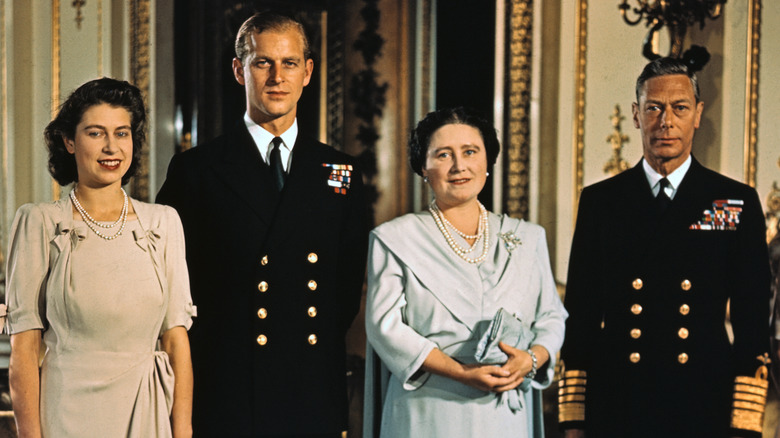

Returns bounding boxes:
[409,106,500,176]
[45,77,147,186]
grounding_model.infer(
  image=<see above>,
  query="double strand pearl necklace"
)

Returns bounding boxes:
[429,200,490,264]
[69,187,129,240]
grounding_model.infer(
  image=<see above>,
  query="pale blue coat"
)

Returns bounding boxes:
[364,211,567,438]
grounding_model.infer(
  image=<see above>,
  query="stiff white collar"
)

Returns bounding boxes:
[642,155,691,200]
[243,114,298,172]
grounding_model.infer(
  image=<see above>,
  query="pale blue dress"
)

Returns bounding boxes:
[364,211,566,438]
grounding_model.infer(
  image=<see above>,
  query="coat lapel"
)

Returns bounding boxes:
[210,122,279,226]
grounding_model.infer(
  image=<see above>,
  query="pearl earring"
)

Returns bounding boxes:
[486,171,490,177]
[423,176,429,183]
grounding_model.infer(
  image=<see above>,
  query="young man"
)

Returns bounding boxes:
[158,11,368,437]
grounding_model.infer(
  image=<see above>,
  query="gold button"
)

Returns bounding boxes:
[681,279,691,291]
[631,304,643,315]
[678,353,689,364]
[256,334,268,346]
[678,327,689,339]
[257,308,267,319]
[630,352,640,363]
[258,281,268,293]
[308,334,318,345]
[632,278,643,290]
[307,306,317,317]
[307,253,318,263]
[308,280,318,291]
[679,304,690,315]
[261,255,268,266]
[630,328,642,339]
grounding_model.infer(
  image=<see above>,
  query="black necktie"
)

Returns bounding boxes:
[269,137,285,192]
[656,177,671,212]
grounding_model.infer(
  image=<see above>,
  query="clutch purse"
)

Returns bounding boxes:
[474,307,533,364]
[473,307,534,411]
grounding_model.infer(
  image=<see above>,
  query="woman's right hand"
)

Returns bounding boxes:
[457,362,519,393]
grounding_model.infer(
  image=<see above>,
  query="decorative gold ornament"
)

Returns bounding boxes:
[72,0,86,29]
[603,105,630,176]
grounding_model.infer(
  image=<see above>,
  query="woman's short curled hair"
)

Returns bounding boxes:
[409,106,500,176]
[45,77,147,186]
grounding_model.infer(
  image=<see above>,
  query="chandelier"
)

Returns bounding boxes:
[618,0,727,67]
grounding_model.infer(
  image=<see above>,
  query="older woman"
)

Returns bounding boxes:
[5,78,195,437]
[364,107,566,437]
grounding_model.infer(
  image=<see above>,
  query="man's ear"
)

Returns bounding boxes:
[632,102,640,129]
[232,58,246,86]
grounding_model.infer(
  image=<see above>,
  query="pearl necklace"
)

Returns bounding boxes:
[429,200,490,264]
[69,187,129,240]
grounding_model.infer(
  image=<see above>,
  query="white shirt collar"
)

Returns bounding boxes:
[642,155,691,199]
[243,114,298,172]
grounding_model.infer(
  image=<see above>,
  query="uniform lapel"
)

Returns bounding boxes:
[262,137,330,249]
[210,121,279,226]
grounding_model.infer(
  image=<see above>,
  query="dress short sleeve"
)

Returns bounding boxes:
[160,206,195,333]
[5,204,50,334]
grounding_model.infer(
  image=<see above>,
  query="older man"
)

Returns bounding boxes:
[157,10,368,437]
[559,57,771,437]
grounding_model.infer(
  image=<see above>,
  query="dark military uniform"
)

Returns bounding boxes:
[559,158,771,437]
[157,121,368,437]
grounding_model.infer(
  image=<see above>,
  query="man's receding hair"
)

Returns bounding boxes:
[635,57,701,103]
[235,11,312,64]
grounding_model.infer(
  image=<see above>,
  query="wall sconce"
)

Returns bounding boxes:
[618,0,726,67]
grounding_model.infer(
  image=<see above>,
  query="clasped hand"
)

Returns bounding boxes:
[460,341,532,393]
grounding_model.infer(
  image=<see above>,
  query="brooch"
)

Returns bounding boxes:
[499,232,522,253]
[689,199,743,231]
[322,163,353,195]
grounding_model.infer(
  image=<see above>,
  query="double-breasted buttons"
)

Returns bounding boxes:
[678,353,689,364]
[257,334,268,346]
[258,281,268,292]
[630,352,641,363]
[630,328,642,339]
[307,253,318,263]
[307,306,318,317]
[308,334,318,345]
[632,278,643,290]
[261,255,268,266]
[679,304,690,315]
[631,304,643,315]
[678,327,689,339]
[257,308,268,319]
[681,279,692,291]
[308,280,318,291]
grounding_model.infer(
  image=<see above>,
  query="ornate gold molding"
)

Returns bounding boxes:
[603,104,630,176]
[52,0,62,200]
[97,0,102,76]
[573,0,587,215]
[129,0,151,201]
[72,0,85,29]
[743,0,760,188]
[503,0,533,219]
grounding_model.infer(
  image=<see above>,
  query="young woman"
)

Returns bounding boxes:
[5,78,194,437]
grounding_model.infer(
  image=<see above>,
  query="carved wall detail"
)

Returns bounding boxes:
[603,104,630,176]
[503,0,533,219]
[327,3,346,150]
[573,0,587,210]
[744,0,761,187]
[129,0,151,201]
[52,0,62,200]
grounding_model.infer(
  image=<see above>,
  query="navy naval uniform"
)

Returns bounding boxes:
[558,158,771,437]
[157,120,368,437]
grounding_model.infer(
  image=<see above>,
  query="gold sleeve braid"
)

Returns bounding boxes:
[730,355,770,433]
[559,369,587,423]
